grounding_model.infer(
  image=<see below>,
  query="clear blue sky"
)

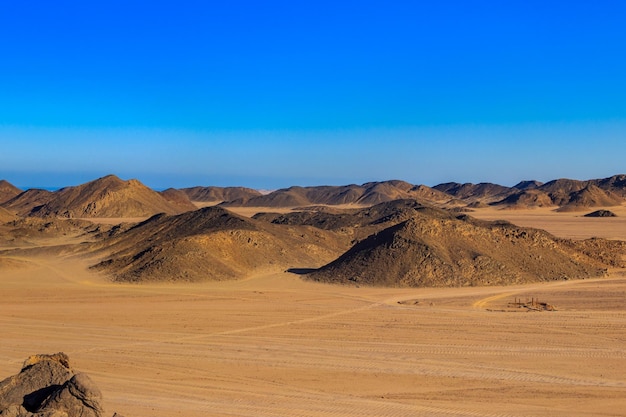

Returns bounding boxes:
[1,1,625,189]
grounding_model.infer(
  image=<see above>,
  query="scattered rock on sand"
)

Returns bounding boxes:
[0,353,121,417]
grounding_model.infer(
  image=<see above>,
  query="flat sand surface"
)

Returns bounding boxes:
[469,204,626,240]
[1,209,626,416]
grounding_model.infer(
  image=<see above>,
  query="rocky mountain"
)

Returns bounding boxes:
[513,180,543,190]
[90,206,351,282]
[0,180,22,204]
[556,184,624,212]
[491,189,555,209]
[306,213,626,287]
[159,188,198,210]
[432,182,514,203]
[536,178,588,206]
[487,176,626,210]
[180,186,262,203]
[590,174,626,197]
[253,199,447,241]
[221,180,457,208]
[24,175,194,218]
[0,206,17,224]
[1,189,53,216]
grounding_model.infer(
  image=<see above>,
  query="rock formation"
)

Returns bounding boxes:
[0,353,122,417]
[584,209,617,217]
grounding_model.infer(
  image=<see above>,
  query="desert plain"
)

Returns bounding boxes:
[1,200,626,417]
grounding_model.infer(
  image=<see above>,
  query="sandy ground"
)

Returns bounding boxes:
[469,204,626,240]
[1,209,626,416]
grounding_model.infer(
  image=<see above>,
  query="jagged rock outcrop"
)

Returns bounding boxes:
[0,353,120,417]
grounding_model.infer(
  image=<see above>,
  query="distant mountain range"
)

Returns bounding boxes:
[0,174,625,219]
[1,174,625,287]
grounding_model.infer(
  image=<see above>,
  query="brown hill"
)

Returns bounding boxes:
[432,182,513,203]
[0,207,17,224]
[537,178,588,206]
[355,180,414,205]
[556,184,624,212]
[590,174,626,197]
[222,180,457,208]
[252,199,446,242]
[306,213,624,287]
[0,217,99,249]
[513,180,543,190]
[90,206,350,282]
[28,175,194,218]
[159,188,198,211]
[224,185,313,207]
[181,186,262,203]
[491,189,555,209]
[409,184,459,205]
[1,189,54,216]
[0,180,22,204]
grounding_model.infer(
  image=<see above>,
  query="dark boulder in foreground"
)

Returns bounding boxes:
[0,353,122,417]
[584,209,617,217]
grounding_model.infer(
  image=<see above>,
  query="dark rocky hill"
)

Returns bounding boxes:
[556,184,623,212]
[306,213,626,287]
[433,182,513,203]
[222,180,456,208]
[180,186,262,203]
[1,189,54,216]
[90,206,350,282]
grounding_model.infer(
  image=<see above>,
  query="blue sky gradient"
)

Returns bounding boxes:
[1,1,625,189]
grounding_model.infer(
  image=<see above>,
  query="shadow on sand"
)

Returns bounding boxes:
[286,268,317,275]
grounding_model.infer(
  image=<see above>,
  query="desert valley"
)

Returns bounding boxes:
[1,174,626,416]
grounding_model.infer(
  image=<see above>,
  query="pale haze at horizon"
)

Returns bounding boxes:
[1,2,625,190]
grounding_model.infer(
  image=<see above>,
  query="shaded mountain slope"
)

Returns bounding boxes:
[490,176,626,210]
[28,175,194,218]
[0,180,22,204]
[0,207,17,224]
[221,180,457,208]
[513,180,543,190]
[224,186,313,207]
[556,184,624,212]
[1,189,54,216]
[252,199,454,242]
[306,213,625,287]
[0,217,100,249]
[537,178,588,206]
[91,206,350,282]
[590,174,626,197]
[433,182,513,203]
[181,186,262,203]
[159,188,198,211]
[491,189,555,209]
